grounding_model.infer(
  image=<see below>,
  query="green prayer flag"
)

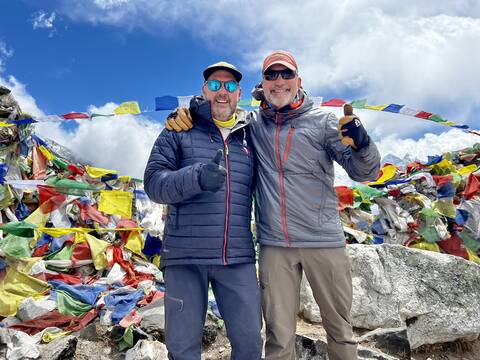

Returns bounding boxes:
[52,158,69,170]
[1,221,37,238]
[418,227,441,243]
[0,234,32,258]
[56,290,93,316]
[350,99,367,108]
[458,231,480,252]
[117,325,134,351]
[46,245,73,261]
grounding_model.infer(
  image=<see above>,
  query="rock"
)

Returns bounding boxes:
[295,334,399,360]
[202,324,218,346]
[358,327,410,358]
[38,335,77,360]
[125,340,168,360]
[139,298,165,341]
[0,86,11,95]
[299,244,480,349]
[77,322,109,341]
[17,297,56,321]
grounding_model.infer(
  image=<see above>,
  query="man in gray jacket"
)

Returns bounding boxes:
[166,50,381,360]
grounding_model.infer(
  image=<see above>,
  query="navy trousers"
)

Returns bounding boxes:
[164,263,262,360]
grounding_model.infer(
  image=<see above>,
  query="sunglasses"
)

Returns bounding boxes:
[205,80,239,93]
[263,69,297,81]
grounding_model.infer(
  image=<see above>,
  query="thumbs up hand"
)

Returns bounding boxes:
[199,149,227,192]
[339,104,370,151]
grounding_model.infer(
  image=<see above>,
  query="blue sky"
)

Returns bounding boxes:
[1,0,479,180]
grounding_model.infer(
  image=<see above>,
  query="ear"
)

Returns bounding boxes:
[238,87,242,100]
[297,77,302,88]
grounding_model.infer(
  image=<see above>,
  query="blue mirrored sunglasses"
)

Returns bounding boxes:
[205,80,239,93]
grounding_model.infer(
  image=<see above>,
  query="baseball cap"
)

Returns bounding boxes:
[203,61,242,82]
[262,50,298,73]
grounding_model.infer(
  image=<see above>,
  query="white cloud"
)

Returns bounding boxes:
[34,105,162,179]
[53,0,480,138]
[32,11,57,37]
[32,11,57,29]
[0,75,44,117]
[0,41,14,72]
[334,128,480,186]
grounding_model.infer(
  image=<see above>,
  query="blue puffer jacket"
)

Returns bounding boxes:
[144,97,256,268]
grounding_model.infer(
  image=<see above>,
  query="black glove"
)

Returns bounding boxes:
[340,117,370,151]
[199,149,227,192]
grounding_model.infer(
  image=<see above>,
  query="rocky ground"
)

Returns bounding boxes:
[3,316,470,360]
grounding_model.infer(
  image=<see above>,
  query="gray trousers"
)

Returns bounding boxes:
[259,245,357,360]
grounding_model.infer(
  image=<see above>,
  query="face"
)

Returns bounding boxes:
[261,64,301,109]
[202,70,241,121]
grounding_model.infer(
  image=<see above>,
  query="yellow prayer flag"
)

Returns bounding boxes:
[42,330,71,343]
[85,165,117,179]
[84,233,110,270]
[409,241,441,253]
[98,190,133,219]
[0,267,51,316]
[114,101,141,115]
[38,227,90,237]
[0,122,15,127]
[467,249,480,265]
[368,164,397,186]
[458,164,478,175]
[125,231,146,260]
[26,208,50,248]
[38,146,55,161]
[251,99,261,107]
[118,176,132,182]
[365,104,388,111]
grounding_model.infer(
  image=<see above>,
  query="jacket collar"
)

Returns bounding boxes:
[189,96,250,131]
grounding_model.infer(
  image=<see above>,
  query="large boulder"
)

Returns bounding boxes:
[299,244,480,349]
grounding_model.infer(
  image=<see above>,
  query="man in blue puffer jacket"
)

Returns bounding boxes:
[144,62,262,360]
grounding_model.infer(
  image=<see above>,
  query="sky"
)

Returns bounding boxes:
[1,0,479,182]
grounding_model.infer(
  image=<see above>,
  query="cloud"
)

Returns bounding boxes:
[3,72,479,184]
[334,128,480,186]
[0,75,44,117]
[34,104,162,179]
[32,11,57,37]
[52,0,480,138]
[0,41,14,72]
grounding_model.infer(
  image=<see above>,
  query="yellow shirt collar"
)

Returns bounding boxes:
[213,114,237,129]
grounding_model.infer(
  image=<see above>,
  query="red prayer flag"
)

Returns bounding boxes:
[335,186,354,210]
[438,233,468,259]
[61,112,89,119]
[321,98,346,107]
[414,111,433,119]
[32,146,47,180]
[38,185,67,213]
[464,173,480,200]
[67,164,85,176]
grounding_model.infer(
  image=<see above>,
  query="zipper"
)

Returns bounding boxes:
[222,138,231,265]
[275,113,290,246]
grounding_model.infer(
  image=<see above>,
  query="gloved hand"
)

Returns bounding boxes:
[199,149,227,192]
[166,107,193,132]
[339,104,370,151]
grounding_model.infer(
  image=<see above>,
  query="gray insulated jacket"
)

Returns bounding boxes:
[249,90,381,248]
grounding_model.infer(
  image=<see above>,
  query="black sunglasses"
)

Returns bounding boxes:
[263,69,297,81]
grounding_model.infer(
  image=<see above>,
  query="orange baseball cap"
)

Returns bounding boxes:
[262,50,298,73]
